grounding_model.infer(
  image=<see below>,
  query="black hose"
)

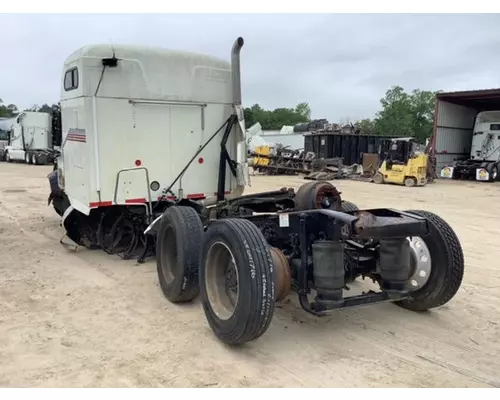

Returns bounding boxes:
[137,235,150,264]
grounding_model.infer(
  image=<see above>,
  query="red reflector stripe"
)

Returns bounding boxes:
[187,193,205,200]
[89,191,231,208]
[125,198,146,204]
[89,201,113,208]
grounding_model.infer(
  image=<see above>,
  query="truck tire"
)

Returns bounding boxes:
[31,153,39,165]
[341,200,359,213]
[404,177,416,187]
[294,181,342,211]
[200,218,276,345]
[156,206,204,303]
[395,210,464,312]
[373,172,384,184]
[25,151,31,164]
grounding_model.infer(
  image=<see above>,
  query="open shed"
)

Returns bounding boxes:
[431,88,500,173]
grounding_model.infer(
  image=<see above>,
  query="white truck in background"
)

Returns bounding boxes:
[0,117,15,161]
[2,111,57,165]
[440,110,500,181]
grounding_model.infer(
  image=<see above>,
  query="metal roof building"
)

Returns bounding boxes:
[431,88,500,173]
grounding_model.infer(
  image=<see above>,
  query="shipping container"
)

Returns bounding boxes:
[304,134,313,153]
[431,89,500,175]
[303,132,397,165]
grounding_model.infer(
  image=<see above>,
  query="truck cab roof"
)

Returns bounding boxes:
[61,43,234,104]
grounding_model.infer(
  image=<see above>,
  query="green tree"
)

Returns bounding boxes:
[295,102,311,120]
[0,98,19,118]
[243,107,255,128]
[26,103,56,113]
[369,85,439,143]
[355,118,376,134]
[243,102,311,130]
[374,85,414,136]
[409,89,438,143]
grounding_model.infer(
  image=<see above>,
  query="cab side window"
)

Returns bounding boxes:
[64,67,79,91]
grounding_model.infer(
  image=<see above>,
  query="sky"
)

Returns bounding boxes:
[1,13,500,122]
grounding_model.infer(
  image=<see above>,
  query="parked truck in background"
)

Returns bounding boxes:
[432,89,500,182]
[0,116,14,161]
[1,111,58,165]
[440,111,500,181]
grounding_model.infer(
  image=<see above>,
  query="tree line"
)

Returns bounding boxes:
[2,85,438,143]
[244,101,312,130]
[0,99,59,119]
[0,98,19,118]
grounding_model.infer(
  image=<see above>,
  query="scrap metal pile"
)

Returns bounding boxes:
[248,119,380,180]
[250,143,365,180]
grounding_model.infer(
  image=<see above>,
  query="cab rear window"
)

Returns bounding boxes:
[64,67,79,91]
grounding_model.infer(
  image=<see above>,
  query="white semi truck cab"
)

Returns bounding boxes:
[470,111,500,162]
[0,117,15,161]
[441,110,500,181]
[2,111,57,165]
[44,37,466,348]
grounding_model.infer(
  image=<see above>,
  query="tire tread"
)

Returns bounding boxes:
[157,206,203,303]
[397,210,464,311]
[341,200,359,213]
[201,218,276,345]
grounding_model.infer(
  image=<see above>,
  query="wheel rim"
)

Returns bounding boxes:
[160,226,177,284]
[405,178,415,187]
[204,241,239,320]
[492,167,498,180]
[32,155,36,164]
[25,153,30,163]
[406,236,432,291]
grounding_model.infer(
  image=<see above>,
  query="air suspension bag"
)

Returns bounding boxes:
[379,238,411,292]
[312,240,344,302]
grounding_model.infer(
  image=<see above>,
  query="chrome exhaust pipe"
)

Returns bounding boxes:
[231,37,244,106]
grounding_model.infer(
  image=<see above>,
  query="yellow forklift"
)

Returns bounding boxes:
[373,137,428,187]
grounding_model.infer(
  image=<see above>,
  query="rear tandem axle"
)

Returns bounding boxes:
[132,181,464,345]
[48,179,464,346]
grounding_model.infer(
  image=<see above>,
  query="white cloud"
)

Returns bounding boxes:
[1,13,499,121]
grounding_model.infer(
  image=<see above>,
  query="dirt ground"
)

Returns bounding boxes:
[1,162,500,388]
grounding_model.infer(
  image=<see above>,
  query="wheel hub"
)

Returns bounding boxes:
[315,184,342,210]
[406,236,432,291]
[204,241,239,320]
[269,246,291,302]
[225,260,238,306]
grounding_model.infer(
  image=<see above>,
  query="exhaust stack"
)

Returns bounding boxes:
[231,37,244,106]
